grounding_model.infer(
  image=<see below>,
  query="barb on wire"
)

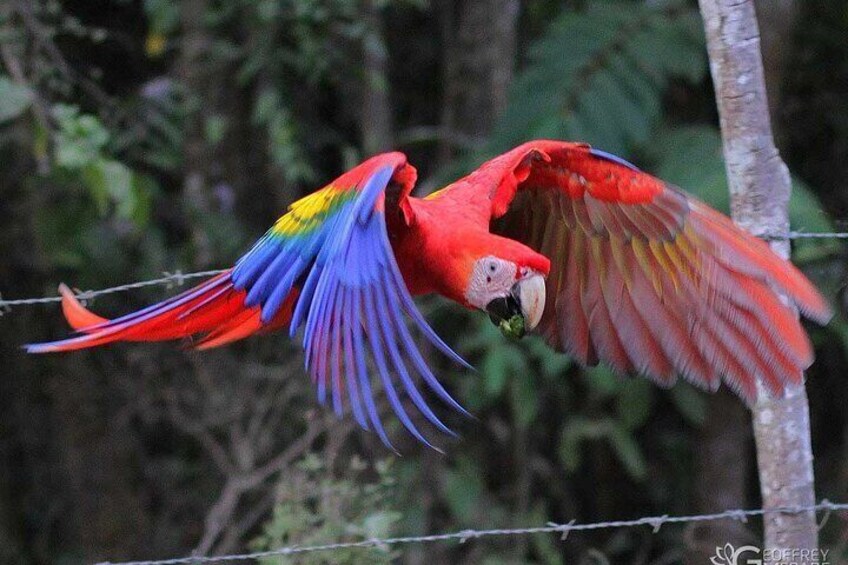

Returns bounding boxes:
[0,229,847,313]
[94,500,848,565]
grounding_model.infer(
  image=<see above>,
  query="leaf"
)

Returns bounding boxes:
[481,347,509,396]
[615,379,654,430]
[607,421,647,480]
[491,1,707,156]
[129,174,156,226]
[204,114,228,145]
[582,366,620,399]
[669,383,707,427]
[443,462,485,524]
[576,82,628,155]
[511,374,539,430]
[53,105,110,170]
[55,137,94,170]
[81,163,110,214]
[253,88,281,125]
[558,416,603,472]
[481,343,527,397]
[559,417,647,480]
[527,336,572,378]
[143,0,180,35]
[0,76,32,124]
[362,511,401,539]
[101,160,135,219]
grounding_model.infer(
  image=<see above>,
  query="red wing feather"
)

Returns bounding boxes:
[478,140,832,402]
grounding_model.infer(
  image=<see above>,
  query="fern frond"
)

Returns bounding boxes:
[491,1,707,156]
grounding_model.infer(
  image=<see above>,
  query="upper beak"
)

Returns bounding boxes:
[485,274,547,338]
[513,274,546,331]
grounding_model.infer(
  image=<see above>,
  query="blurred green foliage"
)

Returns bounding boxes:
[52,104,154,224]
[251,455,401,565]
[493,0,706,155]
[0,75,32,123]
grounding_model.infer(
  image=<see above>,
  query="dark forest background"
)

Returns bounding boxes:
[2,0,848,563]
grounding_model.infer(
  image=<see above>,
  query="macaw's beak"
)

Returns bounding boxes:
[485,274,546,339]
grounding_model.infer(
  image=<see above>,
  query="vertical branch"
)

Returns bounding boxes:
[698,0,817,557]
[360,0,393,155]
[438,0,519,161]
[686,391,754,561]
[177,0,215,266]
[755,0,799,123]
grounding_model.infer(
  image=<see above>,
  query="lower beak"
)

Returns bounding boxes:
[485,274,547,338]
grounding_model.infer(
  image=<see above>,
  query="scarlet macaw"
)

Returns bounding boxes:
[27,141,831,449]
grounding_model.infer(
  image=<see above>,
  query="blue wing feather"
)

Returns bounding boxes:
[589,148,641,171]
[341,288,370,431]
[373,282,455,436]
[350,288,394,449]
[364,287,436,450]
[230,162,471,449]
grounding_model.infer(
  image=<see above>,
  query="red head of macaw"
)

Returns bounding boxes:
[26,141,832,451]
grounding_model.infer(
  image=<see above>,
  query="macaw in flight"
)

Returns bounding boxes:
[27,140,831,450]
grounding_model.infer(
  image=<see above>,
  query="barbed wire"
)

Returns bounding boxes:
[779,231,848,239]
[94,499,847,565]
[0,269,228,311]
[1,230,847,313]
[3,240,845,563]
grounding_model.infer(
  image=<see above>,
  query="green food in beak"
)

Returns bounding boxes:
[486,294,526,339]
[498,314,526,340]
[485,274,546,340]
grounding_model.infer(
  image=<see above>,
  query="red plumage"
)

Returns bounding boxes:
[29,140,832,412]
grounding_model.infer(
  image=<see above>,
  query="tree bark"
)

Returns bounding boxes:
[177,0,215,267]
[685,391,755,564]
[754,0,799,124]
[438,0,519,161]
[698,0,817,560]
[360,0,393,155]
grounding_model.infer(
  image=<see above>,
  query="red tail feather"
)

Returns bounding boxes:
[59,284,108,330]
[26,273,296,353]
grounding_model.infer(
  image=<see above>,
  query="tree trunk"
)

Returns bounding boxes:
[685,391,755,564]
[360,1,393,155]
[698,0,818,560]
[177,0,215,267]
[755,0,800,158]
[755,0,799,126]
[438,0,519,161]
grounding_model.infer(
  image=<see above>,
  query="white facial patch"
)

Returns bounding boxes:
[465,256,518,309]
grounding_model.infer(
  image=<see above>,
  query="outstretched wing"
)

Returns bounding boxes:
[27,152,470,449]
[460,140,831,402]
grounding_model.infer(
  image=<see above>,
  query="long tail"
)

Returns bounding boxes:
[25,273,297,353]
